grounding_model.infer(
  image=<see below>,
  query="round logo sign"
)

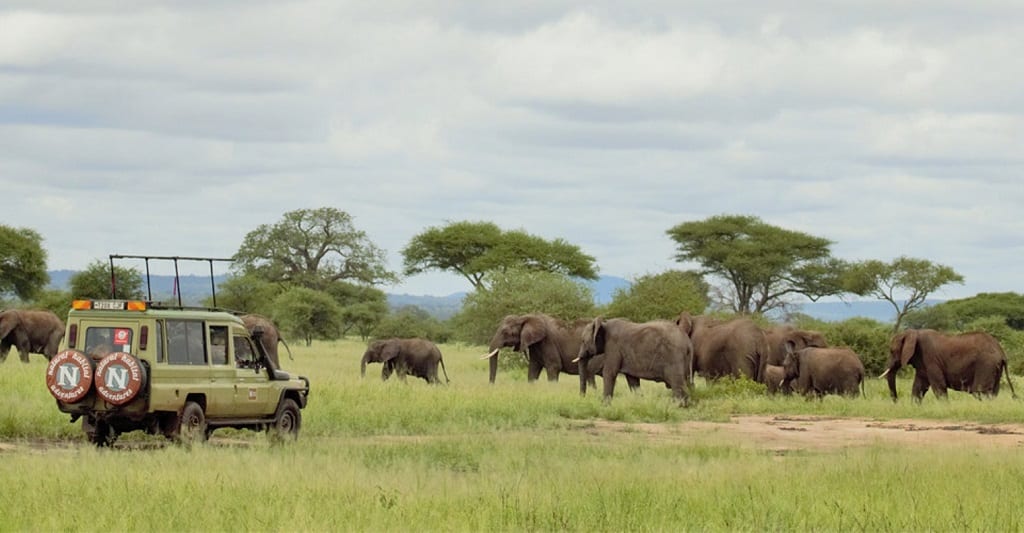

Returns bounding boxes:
[94,352,146,405]
[45,350,94,403]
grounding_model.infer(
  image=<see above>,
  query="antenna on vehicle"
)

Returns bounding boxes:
[108,255,234,307]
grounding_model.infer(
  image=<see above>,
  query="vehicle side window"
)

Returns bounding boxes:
[233,335,256,368]
[210,326,228,366]
[155,321,164,363]
[167,320,207,365]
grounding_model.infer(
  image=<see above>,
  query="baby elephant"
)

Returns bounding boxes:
[361,338,449,384]
[782,346,865,398]
[763,364,791,395]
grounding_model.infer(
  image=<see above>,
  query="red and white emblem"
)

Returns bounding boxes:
[94,352,146,405]
[45,350,94,403]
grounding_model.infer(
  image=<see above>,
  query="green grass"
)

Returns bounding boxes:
[3,339,1024,531]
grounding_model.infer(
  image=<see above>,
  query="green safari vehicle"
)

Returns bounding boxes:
[46,297,310,446]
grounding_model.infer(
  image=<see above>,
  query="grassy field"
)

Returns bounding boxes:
[3,339,1024,531]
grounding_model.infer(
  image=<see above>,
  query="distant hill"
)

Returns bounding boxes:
[47,271,918,323]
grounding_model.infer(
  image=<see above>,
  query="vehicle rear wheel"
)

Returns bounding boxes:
[85,418,118,447]
[269,398,301,443]
[176,401,208,445]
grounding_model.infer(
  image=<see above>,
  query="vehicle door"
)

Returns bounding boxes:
[231,331,275,416]
[206,324,236,416]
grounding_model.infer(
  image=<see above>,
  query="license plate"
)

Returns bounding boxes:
[92,300,124,310]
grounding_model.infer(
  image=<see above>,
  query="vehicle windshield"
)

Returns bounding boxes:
[84,327,133,357]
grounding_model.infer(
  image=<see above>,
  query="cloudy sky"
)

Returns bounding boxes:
[2,1,1022,300]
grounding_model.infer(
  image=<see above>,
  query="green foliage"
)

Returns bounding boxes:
[960,315,1024,375]
[324,281,389,339]
[271,287,343,346]
[69,260,144,300]
[844,256,963,332]
[603,270,709,322]
[694,376,767,400]
[402,220,598,290]
[814,317,892,376]
[233,207,397,289]
[905,292,1024,331]
[0,225,48,301]
[28,289,74,319]
[372,306,453,343]
[206,273,284,314]
[665,214,846,314]
[450,269,596,344]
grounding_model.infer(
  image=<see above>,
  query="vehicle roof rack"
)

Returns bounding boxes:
[108,255,234,308]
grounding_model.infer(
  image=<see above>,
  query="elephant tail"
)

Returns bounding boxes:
[279,337,294,361]
[439,355,450,384]
[1002,359,1018,400]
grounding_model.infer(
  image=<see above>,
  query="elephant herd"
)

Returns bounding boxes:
[474,312,1018,405]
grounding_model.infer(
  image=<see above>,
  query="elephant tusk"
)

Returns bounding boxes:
[779,380,785,387]
[479,348,500,360]
[879,368,890,379]
[571,356,580,363]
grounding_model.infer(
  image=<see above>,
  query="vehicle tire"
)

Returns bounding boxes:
[94,352,147,405]
[176,401,208,445]
[46,350,95,403]
[268,398,301,443]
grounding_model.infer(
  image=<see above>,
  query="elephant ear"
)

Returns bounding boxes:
[381,341,401,363]
[899,330,919,367]
[520,318,547,348]
[590,317,606,354]
[0,311,19,339]
[675,312,694,336]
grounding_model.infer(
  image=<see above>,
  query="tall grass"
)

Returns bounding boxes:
[2,339,1024,530]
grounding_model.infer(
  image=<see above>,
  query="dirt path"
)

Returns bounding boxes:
[4,416,1024,453]
[588,415,1024,452]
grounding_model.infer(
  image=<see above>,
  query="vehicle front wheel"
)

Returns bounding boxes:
[176,401,208,445]
[269,398,301,443]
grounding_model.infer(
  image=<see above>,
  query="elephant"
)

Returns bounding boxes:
[763,364,791,395]
[241,314,293,369]
[882,329,1017,402]
[482,313,615,386]
[763,325,828,367]
[0,309,65,363]
[781,346,865,398]
[361,338,449,384]
[676,313,768,382]
[575,317,692,406]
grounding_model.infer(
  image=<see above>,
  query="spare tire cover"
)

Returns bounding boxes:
[45,350,94,403]
[94,352,147,405]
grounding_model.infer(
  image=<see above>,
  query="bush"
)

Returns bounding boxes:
[372,306,452,343]
[602,270,709,322]
[815,317,892,376]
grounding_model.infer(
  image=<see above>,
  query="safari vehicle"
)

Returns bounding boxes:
[44,255,310,446]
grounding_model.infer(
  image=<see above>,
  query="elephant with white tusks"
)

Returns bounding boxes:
[362,338,450,384]
[576,317,692,407]
[0,309,65,363]
[882,329,1017,402]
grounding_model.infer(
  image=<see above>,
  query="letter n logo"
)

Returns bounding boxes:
[105,365,129,391]
[57,364,81,389]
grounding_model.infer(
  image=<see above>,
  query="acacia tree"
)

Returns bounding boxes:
[666,215,847,314]
[402,221,598,291]
[0,225,49,301]
[603,270,710,322]
[271,287,343,346]
[234,207,397,290]
[843,256,964,333]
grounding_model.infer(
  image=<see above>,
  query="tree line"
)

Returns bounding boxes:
[3,208,1021,371]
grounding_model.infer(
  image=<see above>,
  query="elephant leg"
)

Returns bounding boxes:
[526,359,543,382]
[925,367,948,399]
[625,375,640,392]
[18,347,30,363]
[911,372,930,402]
[545,364,560,382]
[602,359,621,403]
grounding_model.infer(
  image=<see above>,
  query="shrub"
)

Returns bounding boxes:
[815,317,891,376]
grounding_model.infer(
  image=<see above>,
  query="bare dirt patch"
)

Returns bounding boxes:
[584,416,1024,452]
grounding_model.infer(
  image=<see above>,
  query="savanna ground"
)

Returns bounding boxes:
[3,339,1024,531]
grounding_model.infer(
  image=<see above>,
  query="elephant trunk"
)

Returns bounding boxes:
[360,354,369,378]
[578,355,588,397]
[885,363,899,402]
